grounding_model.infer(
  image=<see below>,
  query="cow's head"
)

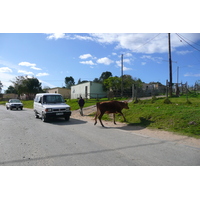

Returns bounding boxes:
[123,101,129,109]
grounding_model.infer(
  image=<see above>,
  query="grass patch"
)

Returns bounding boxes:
[119,96,200,138]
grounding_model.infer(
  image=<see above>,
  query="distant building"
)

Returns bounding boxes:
[142,82,165,91]
[71,82,107,99]
[46,87,71,98]
[2,93,18,100]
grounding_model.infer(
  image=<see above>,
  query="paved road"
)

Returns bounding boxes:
[0,105,200,166]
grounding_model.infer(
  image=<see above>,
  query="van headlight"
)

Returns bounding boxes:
[45,108,52,112]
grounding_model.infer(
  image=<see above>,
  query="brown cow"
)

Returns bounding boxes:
[94,101,129,127]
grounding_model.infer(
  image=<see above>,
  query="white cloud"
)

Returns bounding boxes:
[97,57,114,65]
[141,55,163,63]
[79,54,93,59]
[46,33,66,40]
[18,62,36,67]
[46,33,94,41]
[123,58,131,64]
[80,60,96,65]
[0,67,12,73]
[18,70,34,75]
[176,50,192,55]
[0,72,16,91]
[38,79,56,88]
[116,58,131,67]
[45,33,200,54]
[123,66,132,71]
[184,73,200,77]
[31,66,42,70]
[141,62,146,65]
[124,52,132,57]
[89,33,200,54]
[73,34,93,41]
[36,72,49,77]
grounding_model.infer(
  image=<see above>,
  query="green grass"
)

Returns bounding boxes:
[117,96,200,138]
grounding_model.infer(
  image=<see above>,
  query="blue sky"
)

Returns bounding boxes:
[1,33,200,92]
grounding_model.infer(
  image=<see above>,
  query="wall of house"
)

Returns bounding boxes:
[71,82,106,99]
[47,88,71,98]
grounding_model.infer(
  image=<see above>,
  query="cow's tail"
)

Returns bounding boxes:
[94,102,100,125]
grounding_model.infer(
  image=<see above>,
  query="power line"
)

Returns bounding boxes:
[133,33,161,52]
[176,33,200,52]
[120,33,161,55]
[177,33,200,47]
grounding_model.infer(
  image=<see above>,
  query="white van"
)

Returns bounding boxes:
[34,93,71,122]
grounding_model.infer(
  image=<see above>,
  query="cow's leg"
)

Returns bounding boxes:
[98,113,105,127]
[113,113,116,124]
[119,112,126,122]
[94,112,98,125]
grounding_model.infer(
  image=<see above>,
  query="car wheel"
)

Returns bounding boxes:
[10,107,12,110]
[65,116,70,121]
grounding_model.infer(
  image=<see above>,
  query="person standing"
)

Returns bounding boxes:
[78,97,85,116]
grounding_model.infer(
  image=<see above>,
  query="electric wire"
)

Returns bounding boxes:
[133,33,161,52]
[176,33,200,52]
[177,33,200,47]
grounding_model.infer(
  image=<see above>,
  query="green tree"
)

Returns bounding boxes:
[65,76,75,88]
[93,78,99,83]
[103,76,121,92]
[11,76,43,98]
[99,71,112,83]
[0,81,3,93]
[5,85,17,94]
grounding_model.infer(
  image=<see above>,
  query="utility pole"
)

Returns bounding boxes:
[168,33,173,96]
[177,66,179,84]
[121,54,123,97]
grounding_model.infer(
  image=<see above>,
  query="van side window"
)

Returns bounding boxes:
[34,96,39,102]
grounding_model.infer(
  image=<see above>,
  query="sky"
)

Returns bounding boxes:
[1,33,200,93]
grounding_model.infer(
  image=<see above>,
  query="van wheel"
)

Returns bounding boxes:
[35,112,39,118]
[41,113,47,122]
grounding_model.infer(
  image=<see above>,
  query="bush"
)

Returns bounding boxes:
[163,98,172,104]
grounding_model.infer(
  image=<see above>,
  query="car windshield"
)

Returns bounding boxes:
[43,95,65,103]
[10,99,21,103]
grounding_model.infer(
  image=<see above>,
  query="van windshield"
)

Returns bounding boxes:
[43,95,65,104]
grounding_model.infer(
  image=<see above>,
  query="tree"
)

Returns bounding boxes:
[0,81,3,94]
[99,71,112,83]
[77,78,88,84]
[65,76,75,88]
[93,78,99,83]
[11,76,43,99]
[103,76,121,92]
[5,85,17,94]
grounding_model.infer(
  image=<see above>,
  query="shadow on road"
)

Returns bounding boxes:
[45,117,88,126]
[94,117,154,131]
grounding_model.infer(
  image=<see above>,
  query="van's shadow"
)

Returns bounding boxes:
[45,117,88,126]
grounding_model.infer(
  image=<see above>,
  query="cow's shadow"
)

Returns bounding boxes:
[98,117,154,131]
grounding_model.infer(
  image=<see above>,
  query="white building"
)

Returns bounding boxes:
[71,82,107,99]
